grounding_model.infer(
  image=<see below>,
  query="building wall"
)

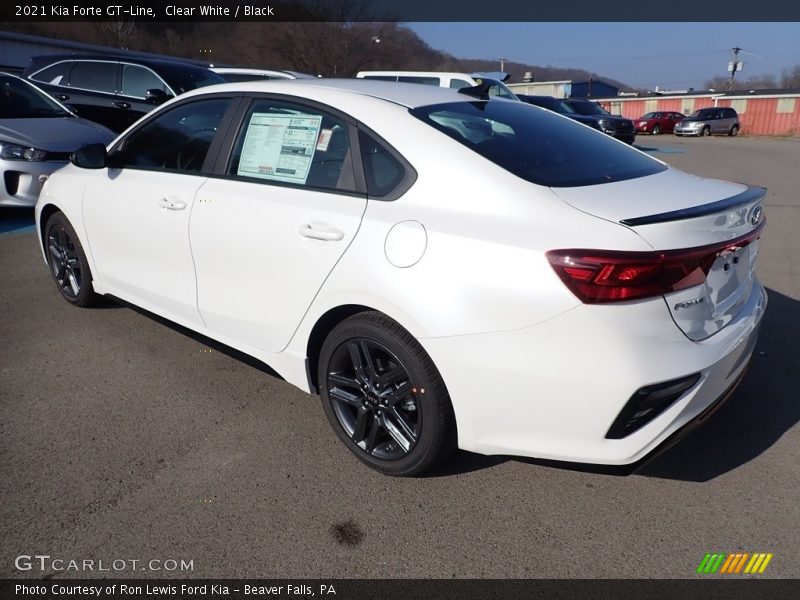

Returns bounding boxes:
[597,94,800,136]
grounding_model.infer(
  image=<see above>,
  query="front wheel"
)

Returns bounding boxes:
[45,212,99,307]
[652,124,661,135]
[702,126,711,137]
[318,312,456,476]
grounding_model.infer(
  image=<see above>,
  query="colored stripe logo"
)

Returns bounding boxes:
[697,552,773,574]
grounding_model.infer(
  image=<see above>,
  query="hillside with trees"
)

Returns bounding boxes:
[3,20,631,88]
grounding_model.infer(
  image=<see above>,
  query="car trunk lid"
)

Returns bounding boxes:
[550,168,766,341]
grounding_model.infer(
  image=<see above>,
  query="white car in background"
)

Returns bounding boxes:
[36,79,766,476]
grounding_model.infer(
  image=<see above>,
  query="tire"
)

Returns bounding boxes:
[652,124,661,135]
[44,212,99,307]
[702,126,711,137]
[318,311,456,476]
[729,125,739,137]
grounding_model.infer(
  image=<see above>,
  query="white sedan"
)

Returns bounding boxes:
[36,79,767,476]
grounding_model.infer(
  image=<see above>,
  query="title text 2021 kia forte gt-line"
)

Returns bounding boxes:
[35,79,766,476]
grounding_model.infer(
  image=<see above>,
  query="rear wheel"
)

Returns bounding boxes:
[702,125,711,137]
[318,312,456,476]
[651,124,661,135]
[729,124,739,136]
[45,212,99,307]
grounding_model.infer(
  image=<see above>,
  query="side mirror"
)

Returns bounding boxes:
[70,143,108,169]
[145,88,171,105]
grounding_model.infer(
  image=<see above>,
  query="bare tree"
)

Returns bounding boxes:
[98,19,136,49]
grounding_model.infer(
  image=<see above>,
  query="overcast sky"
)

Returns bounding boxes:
[405,23,800,90]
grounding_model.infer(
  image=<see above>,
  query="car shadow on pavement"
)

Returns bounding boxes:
[114,298,283,380]
[637,287,799,482]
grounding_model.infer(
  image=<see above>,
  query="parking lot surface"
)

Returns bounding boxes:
[1,135,799,578]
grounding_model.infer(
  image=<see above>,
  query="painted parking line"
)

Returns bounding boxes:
[0,209,36,237]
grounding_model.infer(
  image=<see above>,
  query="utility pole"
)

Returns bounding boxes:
[728,47,742,90]
[498,57,508,73]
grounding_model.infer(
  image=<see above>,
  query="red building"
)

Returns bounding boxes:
[596,91,800,136]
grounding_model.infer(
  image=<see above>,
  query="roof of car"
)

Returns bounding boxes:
[29,53,208,71]
[184,77,490,109]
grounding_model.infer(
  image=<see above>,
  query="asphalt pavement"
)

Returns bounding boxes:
[1,135,798,578]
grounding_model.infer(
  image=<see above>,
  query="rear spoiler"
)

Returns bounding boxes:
[620,185,766,227]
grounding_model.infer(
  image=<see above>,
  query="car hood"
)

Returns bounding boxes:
[677,118,706,124]
[0,117,115,152]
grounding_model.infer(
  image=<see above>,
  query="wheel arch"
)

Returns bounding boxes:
[38,203,62,255]
[305,304,382,394]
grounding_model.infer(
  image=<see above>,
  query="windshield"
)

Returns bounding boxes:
[411,101,665,188]
[689,109,713,119]
[569,101,611,116]
[642,112,658,119]
[157,65,226,94]
[0,74,71,119]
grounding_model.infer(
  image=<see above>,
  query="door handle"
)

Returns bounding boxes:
[298,224,344,241]
[113,101,131,109]
[158,197,187,211]
[56,93,69,101]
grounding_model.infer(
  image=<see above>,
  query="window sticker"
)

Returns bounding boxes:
[237,112,323,185]
[316,128,333,152]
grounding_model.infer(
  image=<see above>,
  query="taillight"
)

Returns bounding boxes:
[546,222,764,304]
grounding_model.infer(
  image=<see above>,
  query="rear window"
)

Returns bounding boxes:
[410,101,666,188]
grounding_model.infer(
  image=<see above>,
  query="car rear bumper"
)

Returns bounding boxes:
[421,280,767,465]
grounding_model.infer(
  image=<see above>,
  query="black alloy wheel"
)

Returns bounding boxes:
[45,212,98,307]
[319,312,456,476]
[327,338,421,460]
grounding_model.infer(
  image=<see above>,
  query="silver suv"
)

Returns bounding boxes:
[674,107,740,137]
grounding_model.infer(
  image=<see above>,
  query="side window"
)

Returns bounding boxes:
[120,98,230,172]
[121,65,167,98]
[30,62,73,86]
[449,79,471,89]
[397,76,440,86]
[725,108,737,118]
[227,99,356,192]
[68,61,117,93]
[358,130,406,198]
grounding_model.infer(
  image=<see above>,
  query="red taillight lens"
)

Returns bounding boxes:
[546,222,764,304]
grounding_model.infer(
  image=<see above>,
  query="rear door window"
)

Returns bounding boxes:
[121,64,168,98]
[227,99,357,193]
[69,61,118,94]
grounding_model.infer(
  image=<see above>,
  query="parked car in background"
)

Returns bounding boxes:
[356,71,519,100]
[562,98,636,143]
[674,107,740,137]
[0,72,114,207]
[24,54,226,132]
[211,67,317,82]
[37,79,765,476]
[518,94,606,131]
[634,111,686,135]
